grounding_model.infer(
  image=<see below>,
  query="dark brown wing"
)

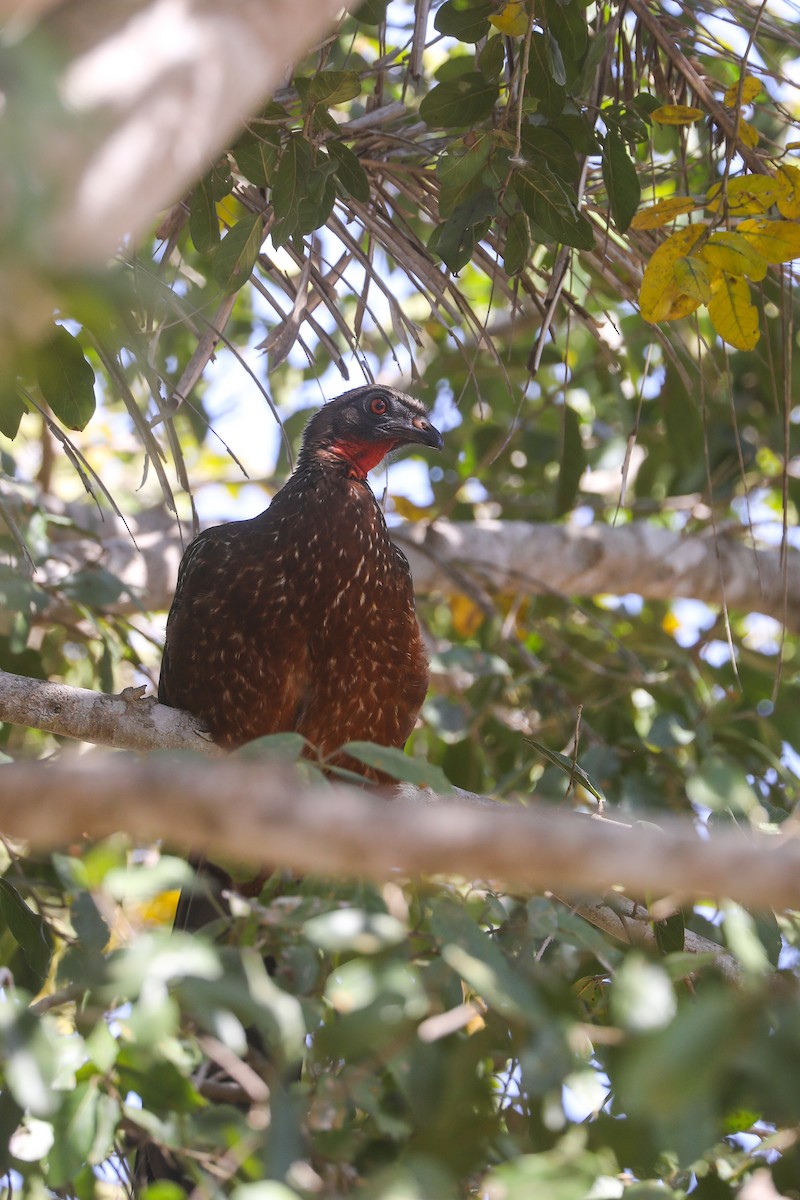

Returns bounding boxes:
[158,520,311,746]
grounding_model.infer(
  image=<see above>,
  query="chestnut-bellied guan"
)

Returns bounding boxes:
[139,388,442,1187]
[159,385,442,763]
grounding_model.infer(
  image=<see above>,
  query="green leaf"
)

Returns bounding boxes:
[520,125,579,181]
[300,70,362,107]
[0,877,53,986]
[526,32,566,115]
[654,909,686,956]
[437,132,494,217]
[511,165,594,249]
[234,732,310,761]
[233,130,280,187]
[271,135,314,240]
[603,130,641,232]
[304,908,407,954]
[341,742,453,791]
[544,0,588,62]
[504,210,531,275]
[35,325,96,431]
[189,175,220,251]
[527,739,607,804]
[419,72,499,129]
[0,381,27,439]
[429,897,542,1023]
[554,402,585,515]
[211,213,263,294]
[328,141,370,203]
[434,0,493,43]
[351,0,389,23]
[429,186,497,272]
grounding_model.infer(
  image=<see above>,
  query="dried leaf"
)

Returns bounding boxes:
[699,231,768,280]
[651,105,704,125]
[673,255,718,303]
[776,164,800,220]
[737,218,800,264]
[639,223,707,322]
[706,175,782,216]
[707,274,759,351]
[723,74,763,107]
[630,196,697,230]
[489,0,530,36]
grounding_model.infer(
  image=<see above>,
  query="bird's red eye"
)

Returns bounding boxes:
[369,396,388,415]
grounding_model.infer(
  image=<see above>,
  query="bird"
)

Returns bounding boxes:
[158,384,443,770]
[135,388,443,1187]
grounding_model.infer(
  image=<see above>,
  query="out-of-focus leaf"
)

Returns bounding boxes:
[555,402,585,516]
[651,105,704,125]
[341,741,453,791]
[434,0,493,42]
[504,210,530,275]
[723,73,763,106]
[0,878,53,986]
[603,131,641,232]
[35,325,96,431]
[544,0,588,62]
[489,0,529,37]
[305,908,406,954]
[527,740,607,804]
[429,897,542,1023]
[211,213,263,294]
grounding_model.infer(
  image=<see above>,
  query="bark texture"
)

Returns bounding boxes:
[0,754,798,911]
[29,505,800,631]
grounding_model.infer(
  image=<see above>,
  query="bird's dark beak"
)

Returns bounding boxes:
[396,414,444,451]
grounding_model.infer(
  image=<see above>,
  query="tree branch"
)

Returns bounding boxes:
[1,754,798,912]
[32,506,800,631]
[0,670,216,754]
[9,0,352,266]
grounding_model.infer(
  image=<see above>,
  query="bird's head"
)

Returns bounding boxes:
[299,386,443,478]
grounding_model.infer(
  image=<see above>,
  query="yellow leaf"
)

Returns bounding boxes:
[736,120,759,150]
[489,0,530,36]
[630,196,697,230]
[707,274,759,351]
[639,223,707,322]
[736,218,800,264]
[786,142,800,152]
[776,165,800,220]
[673,255,718,303]
[391,495,431,522]
[137,890,182,926]
[723,74,763,107]
[699,232,768,280]
[651,105,705,126]
[706,175,782,216]
[662,611,681,637]
[450,594,485,638]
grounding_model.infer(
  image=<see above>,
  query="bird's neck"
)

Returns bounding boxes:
[300,439,398,480]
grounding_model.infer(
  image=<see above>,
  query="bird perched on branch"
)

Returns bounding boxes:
[159,385,443,771]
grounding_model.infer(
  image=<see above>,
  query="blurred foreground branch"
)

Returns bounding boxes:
[1,752,799,912]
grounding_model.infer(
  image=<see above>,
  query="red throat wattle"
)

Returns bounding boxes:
[329,437,398,477]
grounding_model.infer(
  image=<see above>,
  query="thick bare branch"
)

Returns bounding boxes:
[1,754,799,911]
[35,507,800,631]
